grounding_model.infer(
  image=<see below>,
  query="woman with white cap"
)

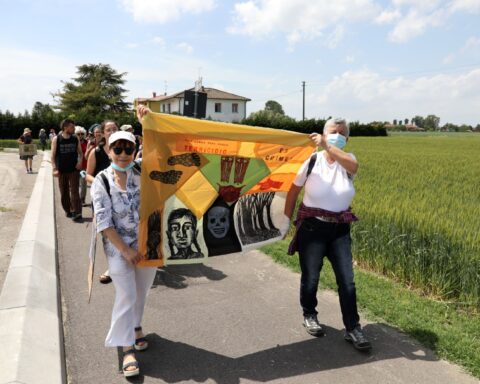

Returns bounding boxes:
[17,127,34,173]
[90,129,156,378]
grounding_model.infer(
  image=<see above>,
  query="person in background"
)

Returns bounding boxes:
[90,127,156,378]
[17,127,34,173]
[51,119,83,222]
[48,128,56,143]
[75,126,88,206]
[86,120,118,284]
[284,117,371,351]
[120,124,141,156]
[85,123,101,161]
[39,129,48,151]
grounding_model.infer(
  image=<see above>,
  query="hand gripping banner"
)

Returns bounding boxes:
[138,113,315,267]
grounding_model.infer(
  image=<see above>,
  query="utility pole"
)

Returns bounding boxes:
[302,81,306,120]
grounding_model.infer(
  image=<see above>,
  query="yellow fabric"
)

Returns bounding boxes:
[138,112,315,266]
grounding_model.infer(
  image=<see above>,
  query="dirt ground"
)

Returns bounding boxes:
[0,151,43,290]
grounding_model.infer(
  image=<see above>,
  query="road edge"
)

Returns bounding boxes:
[0,151,65,384]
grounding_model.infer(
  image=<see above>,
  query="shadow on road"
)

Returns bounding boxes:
[152,264,227,289]
[117,323,438,384]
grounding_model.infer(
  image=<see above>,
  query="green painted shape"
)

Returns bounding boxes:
[200,154,270,194]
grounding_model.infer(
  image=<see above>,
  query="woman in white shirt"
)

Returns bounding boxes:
[91,129,156,377]
[284,117,371,351]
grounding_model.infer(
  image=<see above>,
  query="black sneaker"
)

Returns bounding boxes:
[303,315,325,337]
[344,325,371,351]
[66,212,74,218]
[72,213,83,222]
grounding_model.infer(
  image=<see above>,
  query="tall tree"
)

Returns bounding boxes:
[264,100,285,115]
[424,114,441,131]
[54,63,131,125]
[412,115,425,128]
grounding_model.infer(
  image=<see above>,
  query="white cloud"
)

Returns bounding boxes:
[387,0,480,43]
[121,0,215,23]
[312,68,480,125]
[461,36,480,51]
[126,42,139,49]
[374,9,401,24]
[152,36,166,47]
[449,0,480,13]
[176,42,194,54]
[228,0,379,48]
[0,47,76,113]
[345,55,355,63]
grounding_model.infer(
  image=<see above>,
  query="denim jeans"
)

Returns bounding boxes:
[297,217,360,331]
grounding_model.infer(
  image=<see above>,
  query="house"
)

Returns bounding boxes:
[135,86,251,123]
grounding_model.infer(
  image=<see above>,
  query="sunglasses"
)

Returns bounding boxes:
[112,146,135,155]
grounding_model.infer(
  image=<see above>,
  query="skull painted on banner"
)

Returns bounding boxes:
[207,206,230,239]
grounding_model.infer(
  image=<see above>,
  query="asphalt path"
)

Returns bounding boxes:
[0,151,42,290]
[55,182,479,383]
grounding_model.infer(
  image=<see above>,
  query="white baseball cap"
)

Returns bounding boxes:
[109,131,136,147]
[120,124,133,131]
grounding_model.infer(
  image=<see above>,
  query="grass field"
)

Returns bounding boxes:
[262,132,480,377]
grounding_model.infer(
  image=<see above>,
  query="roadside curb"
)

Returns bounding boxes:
[0,152,65,384]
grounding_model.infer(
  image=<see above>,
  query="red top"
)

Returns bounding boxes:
[80,140,88,170]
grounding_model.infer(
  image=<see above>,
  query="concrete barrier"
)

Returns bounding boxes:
[0,152,65,384]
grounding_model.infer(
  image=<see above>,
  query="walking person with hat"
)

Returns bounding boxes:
[90,119,156,377]
[17,128,34,173]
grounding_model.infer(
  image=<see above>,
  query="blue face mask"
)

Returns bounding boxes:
[326,133,347,149]
[112,162,135,172]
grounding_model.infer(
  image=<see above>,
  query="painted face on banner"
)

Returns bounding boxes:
[207,206,230,239]
[168,216,195,250]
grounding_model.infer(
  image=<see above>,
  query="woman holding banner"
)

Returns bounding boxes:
[284,117,371,351]
[90,119,155,377]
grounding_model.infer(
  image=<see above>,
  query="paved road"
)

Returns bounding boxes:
[0,151,42,290]
[56,184,478,384]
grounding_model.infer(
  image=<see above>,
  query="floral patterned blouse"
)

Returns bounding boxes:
[90,163,141,258]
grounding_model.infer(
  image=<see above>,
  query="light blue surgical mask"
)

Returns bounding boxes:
[326,133,347,149]
[112,162,135,172]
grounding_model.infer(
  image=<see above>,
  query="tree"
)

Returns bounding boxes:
[424,114,440,131]
[264,100,284,115]
[54,63,131,126]
[393,119,397,125]
[404,118,409,125]
[412,115,425,128]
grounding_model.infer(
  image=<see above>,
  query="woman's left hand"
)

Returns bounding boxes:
[309,132,327,149]
[123,247,143,265]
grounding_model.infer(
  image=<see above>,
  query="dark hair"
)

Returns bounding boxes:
[60,118,75,131]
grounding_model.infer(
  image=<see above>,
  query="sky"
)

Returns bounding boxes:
[1,0,479,125]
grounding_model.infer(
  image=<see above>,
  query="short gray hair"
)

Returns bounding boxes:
[75,126,86,135]
[323,117,349,137]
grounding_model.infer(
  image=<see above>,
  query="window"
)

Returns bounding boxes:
[167,103,171,113]
[162,104,166,112]
[215,103,222,113]
[232,103,238,113]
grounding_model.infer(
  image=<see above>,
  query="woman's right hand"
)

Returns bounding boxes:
[123,246,143,265]
[136,105,151,121]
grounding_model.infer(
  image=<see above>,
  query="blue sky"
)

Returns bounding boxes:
[1,0,479,125]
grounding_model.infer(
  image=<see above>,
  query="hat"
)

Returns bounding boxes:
[88,123,101,133]
[109,131,136,147]
[23,128,31,134]
[120,124,133,132]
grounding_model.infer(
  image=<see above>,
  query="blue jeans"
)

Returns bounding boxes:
[297,218,360,331]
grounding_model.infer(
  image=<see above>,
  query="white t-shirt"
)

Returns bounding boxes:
[294,151,356,212]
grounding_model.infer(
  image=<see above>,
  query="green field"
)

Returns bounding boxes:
[347,134,480,308]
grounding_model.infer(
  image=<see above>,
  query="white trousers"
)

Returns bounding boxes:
[105,254,157,347]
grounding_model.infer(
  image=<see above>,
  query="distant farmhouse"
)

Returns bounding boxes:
[134,86,251,123]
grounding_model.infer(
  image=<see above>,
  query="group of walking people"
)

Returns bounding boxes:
[45,105,371,378]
